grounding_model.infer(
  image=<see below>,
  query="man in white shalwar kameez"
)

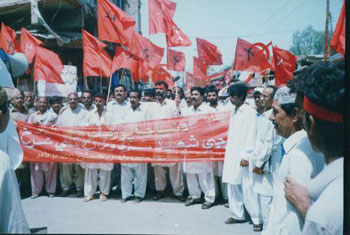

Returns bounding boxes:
[149,80,185,201]
[182,87,216,209]
[56,92,89,197]
[264,85,325,235]
[284,62,344,235]
[0,86,30,233]
[222,83,262,231]
[120,90,150,203]
[82,94,113,202]
[27,97,58,198]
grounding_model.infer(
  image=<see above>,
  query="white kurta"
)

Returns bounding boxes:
[0,149,30,233]
[56,105,89,127]
[302,158,343,235]
[105,100,129,125]
[264,130,325,235]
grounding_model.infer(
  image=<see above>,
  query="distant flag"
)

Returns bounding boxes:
[34,47,64,84]
[193,56,208,80]
[82,29,112,77]
[128,32,164,69]
[167,48,185,71]
[186,72,194,90]
[166,21,192,47]
[196,38,222,65]
[330,0,345,55]
[97,0,136,46]
[272,45,297,87]
[20,27,43,63]
[149,0,176,35]
[232,38,270,72]
[0,23,20,54]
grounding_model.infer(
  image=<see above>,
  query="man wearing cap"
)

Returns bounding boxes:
[182,87,216,209]
[222,82,262,231]
[149,80,185,201]
[0,86,30,233]
[9,90,29,122]
[263,83,325,235]
[27,97,58,199]
[56,92,89,197]
[283,62,344,234]
[82,94,113,202]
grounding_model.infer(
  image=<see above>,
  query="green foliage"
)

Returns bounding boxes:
[289,26,328,56]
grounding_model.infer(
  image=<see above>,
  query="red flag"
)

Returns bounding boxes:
[112,46,141,82]
[20,28,43,63]
[97,0,136,46]
[82,29,112,77]
[272,46,297,87]
[0,23,20,54]
[196,38,222,65]
[193,57,208,80]
[167,48,185,71]
[149,0,176,35]
[152,66,173,84]
[186,72,194,90]
[34,47,64,84]
[166,21,192,47]
[330,1,345,55]
[232,38,270,72]
[128,32,164,68]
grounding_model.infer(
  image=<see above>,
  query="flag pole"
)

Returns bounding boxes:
[324,0,330,62]
[107,74,112,103]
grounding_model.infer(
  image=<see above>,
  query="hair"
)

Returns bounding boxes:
[37,96,48,102]
[82,89,93,96]
[49,96,63,105]
[67,92,78,98]
[114,84,126,91]
[206,85,218,95]
[0,87,8,113]
[155,80,169,90]
[129,89,142,99]
[295,61,344,157]
[144,88,155,98]
[228,82,248,101]
[266,85,277,98]
[228,78,240,85]
[94,93,106,100]
[175,86,184,99]
[191,86,205,96]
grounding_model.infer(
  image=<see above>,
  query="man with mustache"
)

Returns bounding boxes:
[23,90,35,114]
[182,87,216,209]
[149,80,185,201]
[56,92,89,197]
[81,90,96,112]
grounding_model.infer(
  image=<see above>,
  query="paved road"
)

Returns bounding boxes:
[22,193,259,234]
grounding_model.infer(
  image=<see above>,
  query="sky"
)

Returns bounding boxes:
[139,0,343,73]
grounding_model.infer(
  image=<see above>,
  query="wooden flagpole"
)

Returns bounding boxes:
[324,0,330,62]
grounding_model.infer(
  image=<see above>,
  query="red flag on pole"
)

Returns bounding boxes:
[232,38,271,72]
[20,28,43,63]
[272,46,297,87]
[196,38,222,65]
[167,48,185,71]
[0,23,20,54]
[128,32,164,69]
[330,0,345,55]
[149,0,176,35]
[112,46,141,82]
[152,66,173,85]
[193,56,208,80]
[166,21,192,47]
[82,29,112,77]
[97,0,136,46]
[186,72,194,90]
[34,47,64,84]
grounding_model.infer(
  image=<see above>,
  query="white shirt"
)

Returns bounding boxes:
[302,158,343,235]
[182,103,215,174]
[105,100,129,125]
[222,103,257,185]
[264,130,325,235]
[56,105,89,127]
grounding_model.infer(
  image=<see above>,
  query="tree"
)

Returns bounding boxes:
[289,26,327,56]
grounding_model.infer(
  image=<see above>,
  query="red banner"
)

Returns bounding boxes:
[17,112,230,164]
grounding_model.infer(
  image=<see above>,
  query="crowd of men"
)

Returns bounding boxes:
[0,61,344,234]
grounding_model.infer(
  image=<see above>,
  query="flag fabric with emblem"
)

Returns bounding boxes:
[166,21,192,47]
[271,45,297,87]
[196,38,222,65]
[149,0,176,35]
[82,29,112,77]
[34,47,64,84]
[152,65,173,85]
[193,56,208,80]
[330,0,345,56]
[128,32,164,69]
[232,38,270,72]
[20,27,43,63]
[0,23,20,54]
[97,0,136,46]
[167,48,185,71]
[112,46,140,80]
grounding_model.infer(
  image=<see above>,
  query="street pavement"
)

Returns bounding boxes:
[22,192,259,234]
